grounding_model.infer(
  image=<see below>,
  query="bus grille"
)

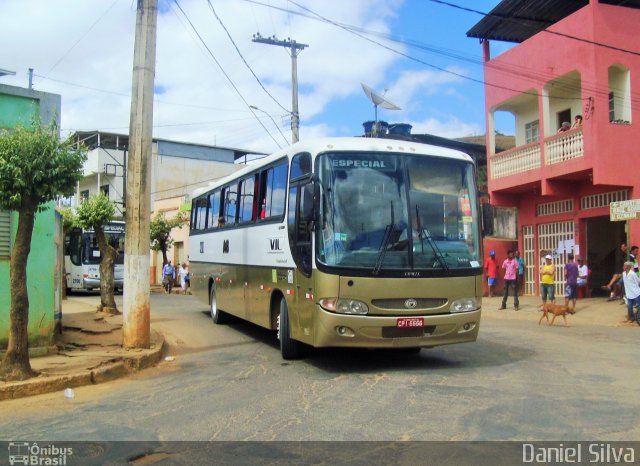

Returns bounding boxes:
[371,298,447,310]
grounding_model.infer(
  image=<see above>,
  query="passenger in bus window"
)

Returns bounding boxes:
[218,216,225,227]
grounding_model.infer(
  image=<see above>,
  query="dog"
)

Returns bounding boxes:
[538,302,576,326]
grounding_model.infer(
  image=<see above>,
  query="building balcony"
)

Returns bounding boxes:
[490,128,583,181]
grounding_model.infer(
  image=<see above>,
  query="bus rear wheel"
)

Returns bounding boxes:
[277,298,301,360]
[210,287,229,324]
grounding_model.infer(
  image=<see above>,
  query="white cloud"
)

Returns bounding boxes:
[0,0,485,153]
[409,116,482,139]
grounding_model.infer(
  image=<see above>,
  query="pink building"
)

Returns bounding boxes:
[467,0,640,296]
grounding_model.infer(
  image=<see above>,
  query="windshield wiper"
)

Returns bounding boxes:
[373,200,395,276]
[415,205,449,272]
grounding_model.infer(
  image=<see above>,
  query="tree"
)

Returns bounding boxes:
[76,193,120,314]
[150,212,186,266]
[0,122,86,381]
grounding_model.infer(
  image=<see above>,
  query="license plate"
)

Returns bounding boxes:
[397,317,424,328]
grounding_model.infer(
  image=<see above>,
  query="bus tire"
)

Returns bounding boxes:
[278,298,301,360]
[210,287,229,324]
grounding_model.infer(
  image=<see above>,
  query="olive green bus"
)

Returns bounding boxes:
[189,137,483,359]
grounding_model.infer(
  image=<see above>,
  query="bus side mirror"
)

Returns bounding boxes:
[482,203,494,237]
[303,182,320,224]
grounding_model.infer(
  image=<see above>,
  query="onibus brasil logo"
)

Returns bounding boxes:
[8,442,73,465]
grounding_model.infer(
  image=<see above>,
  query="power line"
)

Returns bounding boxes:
[171,0,282,149]
[44,0,121,76]
[206,0,290,116]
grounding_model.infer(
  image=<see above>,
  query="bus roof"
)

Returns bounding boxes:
[190,137,474,199]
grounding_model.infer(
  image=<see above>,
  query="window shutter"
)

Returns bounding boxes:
[0,210,11,257]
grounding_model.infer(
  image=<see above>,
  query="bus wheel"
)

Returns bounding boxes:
[278,298,301,360]
[210,287,228,324]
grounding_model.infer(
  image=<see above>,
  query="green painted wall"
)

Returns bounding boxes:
[0,93,39,130]
[0,206,57,348]
[0,85,62,349]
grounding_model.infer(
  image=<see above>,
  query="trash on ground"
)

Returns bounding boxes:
[63,388,75,399]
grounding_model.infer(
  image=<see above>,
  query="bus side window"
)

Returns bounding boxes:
[222,185,238,226]
[207,191,221,229]
[238,176,256,224]
[290,153,311,180]
[260,161,288,221]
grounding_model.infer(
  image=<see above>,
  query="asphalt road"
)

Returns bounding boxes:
[1,293,638,443]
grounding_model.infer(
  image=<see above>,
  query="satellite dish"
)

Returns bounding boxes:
[361,83,401,123]
[362,83,401,110]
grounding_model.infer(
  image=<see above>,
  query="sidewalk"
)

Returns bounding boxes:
[481,293,639,327]
[0,296,164,401]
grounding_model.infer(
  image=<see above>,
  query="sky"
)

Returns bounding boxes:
[0,0,514,154]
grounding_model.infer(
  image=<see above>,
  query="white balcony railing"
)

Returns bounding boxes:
[490,143,541,179]
[544,129,584,165]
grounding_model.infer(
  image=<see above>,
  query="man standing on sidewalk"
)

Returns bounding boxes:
[485,250,498,298]
[500,250,519,311]
[564,253,579,310]
[162,260,176,294]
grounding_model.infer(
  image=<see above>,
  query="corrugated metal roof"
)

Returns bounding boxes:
[466,0,640,44]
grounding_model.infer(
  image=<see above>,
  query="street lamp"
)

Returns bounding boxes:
[249,105,289,146]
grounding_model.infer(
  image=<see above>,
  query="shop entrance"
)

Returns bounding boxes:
[585,217,626,296]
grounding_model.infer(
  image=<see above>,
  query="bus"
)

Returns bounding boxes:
[64,221,125,292]
[189,137,484,359]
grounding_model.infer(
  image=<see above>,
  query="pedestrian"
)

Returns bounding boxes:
[602,242,627,301]
[540,254,556,305]
[577,257,590,298]
[162,260,176,294]
[621,261,640,323]
[178,262,189,295]
[184,262,191,294]
[515,250,525,296]
[485,250,497,298]
[500,250,519,310]
[564,253,579,309]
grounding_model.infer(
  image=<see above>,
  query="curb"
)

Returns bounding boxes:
[0,331,165,401]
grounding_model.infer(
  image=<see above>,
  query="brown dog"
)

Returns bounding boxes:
[538,302,576,326]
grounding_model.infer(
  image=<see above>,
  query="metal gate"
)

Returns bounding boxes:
[538,221,575,297]
[523,225,536,295]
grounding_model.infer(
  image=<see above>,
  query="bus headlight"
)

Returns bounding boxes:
[319,298,369,315]
[449,298,479,313]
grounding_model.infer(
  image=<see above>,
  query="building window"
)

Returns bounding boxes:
[525,120,539,144]
[581,190,628,210]
[0,210,11,258]
[536,199,573,216]
[100,184,109,198]
[608,64,632,124]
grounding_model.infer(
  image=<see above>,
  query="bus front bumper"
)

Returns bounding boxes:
[83,277,125,289]
[312,307,481,349]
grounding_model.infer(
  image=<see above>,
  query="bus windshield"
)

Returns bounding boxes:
[81,231,125,265]
[317,152,480,272]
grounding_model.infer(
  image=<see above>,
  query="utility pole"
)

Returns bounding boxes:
[123,0,157,349]
[252,33,307,143]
